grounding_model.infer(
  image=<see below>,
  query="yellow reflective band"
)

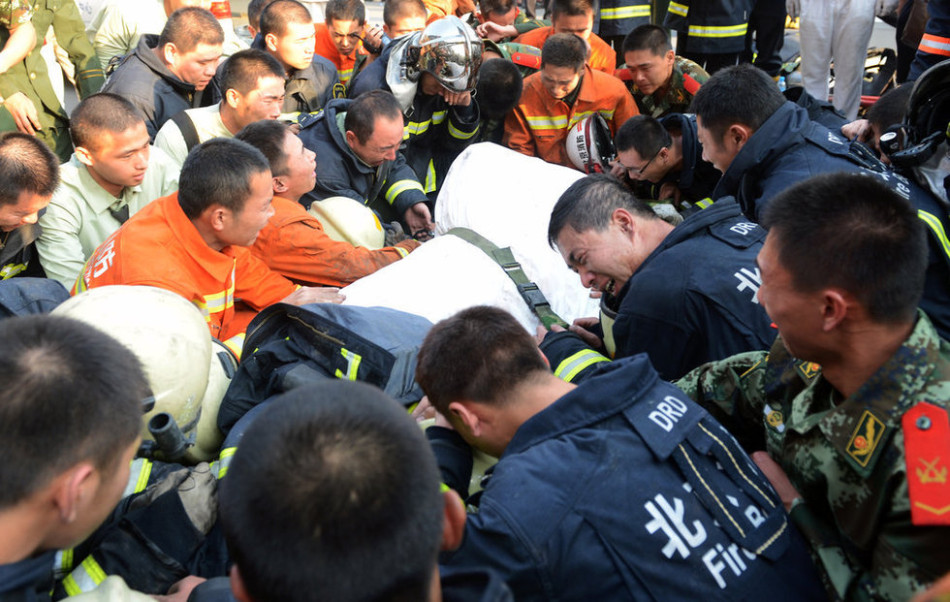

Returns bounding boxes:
[554,349,609,382]
[123,458,153,498]
[918,210,950,262]
[202,286,235,315]
[394,246,409,258]
[696,198,713,209]
[334,347,363,381]
[339,67,353,84]
[385,179,426,205]
[526,114,569,130]
[0,262,27,280]
[62,556,107,596]
[224,332,246,361]
[688,23,748,38]
[54,548,75,574]
[425,160,437,194]
[448,119,478,140]
[668,1,688,17]
[440,482,451,493]
[215,447,238,479]
[601,5,650,19]
[431,110,447,125]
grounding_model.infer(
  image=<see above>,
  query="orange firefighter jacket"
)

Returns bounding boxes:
[313,23,369,87]
[513,26,617,74]
[74,193,296,347]
[504,64,639,169]
[250,196,420,288]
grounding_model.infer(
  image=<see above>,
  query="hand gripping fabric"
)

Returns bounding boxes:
[447,227,568,330]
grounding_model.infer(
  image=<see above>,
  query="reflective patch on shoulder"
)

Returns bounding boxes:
[846,411,886,468]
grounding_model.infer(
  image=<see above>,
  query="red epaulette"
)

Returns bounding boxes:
[903,402,950,525]
[510,52,541,70]
[614,67,632,82]
[683,73,701,95]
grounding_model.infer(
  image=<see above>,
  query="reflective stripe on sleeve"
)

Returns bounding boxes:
[385,179,426,205]
[918,210,950,261]
[334,348,362,381]
[62,556,107,596]
[668,1,688,17]
[919,33,950,57]
[554,349,610,382]
[688,23,748,38]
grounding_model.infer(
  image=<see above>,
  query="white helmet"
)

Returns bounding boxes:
[309,196,386,249]
[187,338,237,463]
[52,286,212,459]
[566,113,616,174]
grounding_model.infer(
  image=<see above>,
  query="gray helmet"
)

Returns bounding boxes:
[411,16,483,93]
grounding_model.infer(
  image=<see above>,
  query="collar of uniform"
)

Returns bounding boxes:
[574,65,599,104]
[0,550,56,595]
[636,197,743,271]
[503,354,660,457]
[69,154,143,215]
[801,312,940,474]
[160,193,243,281]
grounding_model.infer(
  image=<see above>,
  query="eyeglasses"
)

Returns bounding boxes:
[631,147,662,175]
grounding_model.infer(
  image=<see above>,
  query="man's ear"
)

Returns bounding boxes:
[264,33,279,52]
[225,88,241,109]
[664,49,675,64]
[447,401,482,437]
[162,43,179,67]
[611,207,635,236]
[820,289,850,332]
[344,130,359,149]
[727,124,754,150]
[440,489,467,552]
[74,145,94,167]
[53,463,96,524]
[204,205,229,233]
[272,175,289,195]
[230,565,253,602]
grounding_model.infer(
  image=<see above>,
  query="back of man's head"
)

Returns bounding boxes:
[479,0,517,17]
[221,48,286,96]
[690,63,785,140]
[615,115,671,160]
[260,0,312,38]
[159,6,225,53]
[761,173,927,323]
[416,306,549,415]
[248,0,279,33]
[345,90,403,144]
[69,93,145,151]
[0,315,147,510]
[867,84,912,134]
[541,33,587,72]
[325,0,366,24]
[383,0,426,29]
[219,381,444,602]
[178,138,271,219]
[621,24,671,56]
[476,59,523,120]
[548,173,658,246]
[0,132,60,207]
[550,0,593,22]
[235,119,292,176]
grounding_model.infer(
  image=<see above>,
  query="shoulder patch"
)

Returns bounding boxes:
[510,52,541,70]
[708,219,763,249]
[332,83,347,99]
[682,73,701,95]
[903,402,950,525]
[846,410,886,468]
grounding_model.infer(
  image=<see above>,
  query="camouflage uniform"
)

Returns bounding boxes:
[626,56,709,118]
[0,0,104,162]
[0,0,31,28]
[676,312,950,601]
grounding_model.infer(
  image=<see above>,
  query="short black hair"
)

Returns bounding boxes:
[475,59,523,120]
[541,33,587,72]
[178,138,271,219]
[615,114,671,158]
[248,0,279,32]
[159,7,225,53]
[621,24,671,56]
[70,93,145,150]
[548,173,658,247]
[260,0,313,38]
[235,119,293,177]
[325,0,366,24]
[416,306,549,415]
[219,381,444,602]
[690,63,786,140]
[221,48,286,96]
[0,315,148,508]
[479,0,517,17]
[0,132,60,206]
[550,0,593,22]
[383,0,426,28]
[345,90,404,144]
[867,84,912,131]
[761,172,927,323]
